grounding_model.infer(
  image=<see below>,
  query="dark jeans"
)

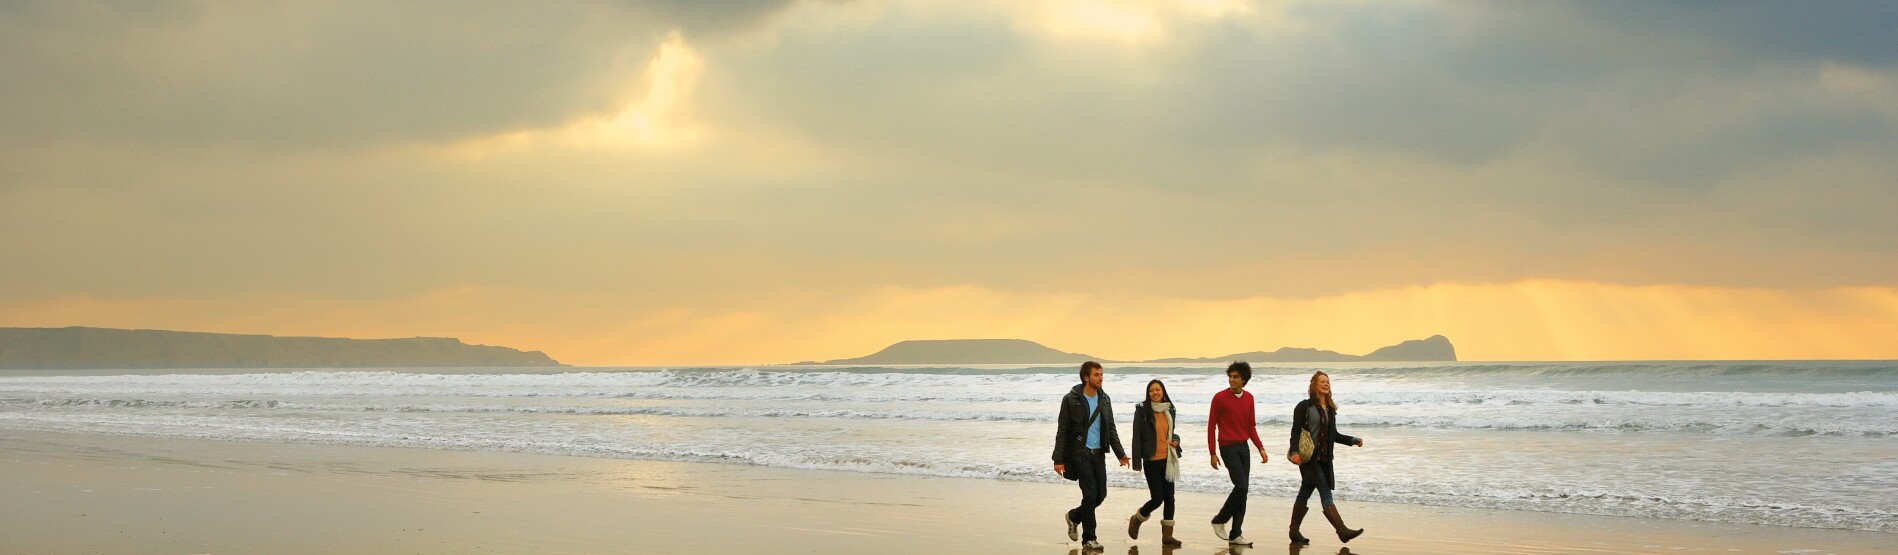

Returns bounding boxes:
[1212,442,1250,537]
[1296,465,1336,508]
[1068,452,1108,542]
[1138,459,1175,520]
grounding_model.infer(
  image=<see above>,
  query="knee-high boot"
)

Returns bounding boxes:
[1288,504,1311,544]
[1322,505,1363,543]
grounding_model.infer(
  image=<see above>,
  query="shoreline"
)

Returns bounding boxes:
[2,430,1891,554]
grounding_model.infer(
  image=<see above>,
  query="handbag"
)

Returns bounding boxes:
[1295,405,1317,463]
[1063,400,1105,480]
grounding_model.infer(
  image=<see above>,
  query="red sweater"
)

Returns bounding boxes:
[1207,389,1263,452]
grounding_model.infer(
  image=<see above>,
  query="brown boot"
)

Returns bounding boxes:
[1289,504,1311,544]
[1129,512,1148,539]
[1160,520,1182,547]
[1322,505,1363,543]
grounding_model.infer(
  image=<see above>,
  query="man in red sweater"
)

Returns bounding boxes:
[1207,361,1267,546]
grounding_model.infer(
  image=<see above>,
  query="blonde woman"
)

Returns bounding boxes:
[1287,371,1365,544]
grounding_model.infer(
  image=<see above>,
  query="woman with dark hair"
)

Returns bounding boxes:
[1127,379,1183,547]
[1287,370,1365,544]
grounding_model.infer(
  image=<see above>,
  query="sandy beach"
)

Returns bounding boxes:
[1,430,1889,555]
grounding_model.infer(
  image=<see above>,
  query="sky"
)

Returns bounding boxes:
[4,0,1897,365]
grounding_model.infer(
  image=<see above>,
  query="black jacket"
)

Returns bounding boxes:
[1128,401,1182,471]
[1290,398,1359,489]
[1051,383,1126,463]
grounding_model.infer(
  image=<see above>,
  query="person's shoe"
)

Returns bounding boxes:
[1128,512,1148,539]
[1065,510,1079,541]
[1211,520,1229,540]
[1288,504,1311,545]
[1228,534,1254,546]
[1160,519,1182,547]
[1322,505,1363,543]
[1082,540,1105,551]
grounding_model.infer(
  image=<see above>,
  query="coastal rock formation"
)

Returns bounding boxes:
[1362,335,1458,362]
[1149,335,1458,363]
[807,339,1102,365]
[0,327,563,369]
[803,336,1458,365]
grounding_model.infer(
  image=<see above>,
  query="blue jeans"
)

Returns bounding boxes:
[1295,481,1335,508]
[1212,442,1250,537]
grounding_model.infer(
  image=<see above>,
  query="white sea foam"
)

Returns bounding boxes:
[4,395,1893,436]
[5,370,1895,407]
[3,363,1895,533]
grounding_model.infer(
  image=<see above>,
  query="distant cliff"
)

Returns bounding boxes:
[1361,335,1458,362]
[0,327,564,369]
[800,336,1456,365]
[803,339,1102,365]
[1145,335,1457,363]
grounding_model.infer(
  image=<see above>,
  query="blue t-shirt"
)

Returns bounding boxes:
[1084,392,1101,449]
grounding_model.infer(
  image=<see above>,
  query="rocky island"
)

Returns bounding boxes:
[801,335,1457,365]
[0,327,564,369]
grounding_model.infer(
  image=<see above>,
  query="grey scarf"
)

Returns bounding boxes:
[1150,402,1180,483]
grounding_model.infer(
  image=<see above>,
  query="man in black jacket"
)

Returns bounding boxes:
[1052,361,1129,551]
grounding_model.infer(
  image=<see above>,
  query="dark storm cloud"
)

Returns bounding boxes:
[697,0,1898,293]
[0,0,798,148]
[1543,1,1898,68]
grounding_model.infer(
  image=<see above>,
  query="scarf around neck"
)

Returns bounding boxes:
[1149,401,1179,482]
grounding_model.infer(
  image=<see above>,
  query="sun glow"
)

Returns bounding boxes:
[9,281,1898,365]
[1039,0,1164,44]
[442,32,706,158]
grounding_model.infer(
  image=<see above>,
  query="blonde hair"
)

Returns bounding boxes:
[1308,371,1337,413]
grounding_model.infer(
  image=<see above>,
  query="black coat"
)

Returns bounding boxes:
[1128,401,1182,471]
[1290,398,1359,490]
[1051,383,1126,463]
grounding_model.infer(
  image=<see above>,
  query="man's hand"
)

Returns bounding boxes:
[1260,451,1269,464]
[1054,463,1066,476]
[1118,457,1131,468]
[1289,453,1303,466]
[1210,453,1221,470]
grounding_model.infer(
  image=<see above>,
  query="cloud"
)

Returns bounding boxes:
[2,0,1895,361]
[0,0,796,149]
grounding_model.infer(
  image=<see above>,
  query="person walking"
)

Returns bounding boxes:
[1287,370,1365,544]
[1053,361,1130,552]
[1127,379,1183,547]
[1207,361,1267,547]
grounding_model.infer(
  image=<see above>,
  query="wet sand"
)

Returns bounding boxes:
[1,430,1890,554]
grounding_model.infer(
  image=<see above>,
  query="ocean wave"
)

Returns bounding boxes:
[1,412,1890,533]
[6,371,1896,409]
[6,396,1892,436]
[6,362,1896,390]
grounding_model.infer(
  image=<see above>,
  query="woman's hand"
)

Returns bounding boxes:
[1169,439,1180,448]
[1289,454,1303,466]
[1054,462,1066,476]
[1356,439,1365,447]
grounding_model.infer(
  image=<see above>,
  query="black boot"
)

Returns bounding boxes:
[1288,504,1311,544]
[1322,505,1363,543]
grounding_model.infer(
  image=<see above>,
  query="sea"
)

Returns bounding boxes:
[2,361,1894,533]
